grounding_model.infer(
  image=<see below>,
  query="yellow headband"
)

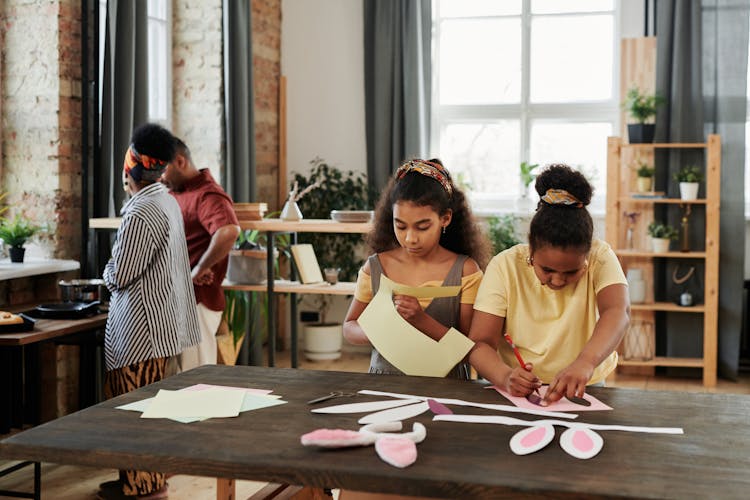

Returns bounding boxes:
[540,189,583,208]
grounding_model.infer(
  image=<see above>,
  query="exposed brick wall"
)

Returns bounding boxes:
[1,0,81,261]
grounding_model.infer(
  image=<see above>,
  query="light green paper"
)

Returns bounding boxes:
[140,388,245,419]
[358,275,474,377]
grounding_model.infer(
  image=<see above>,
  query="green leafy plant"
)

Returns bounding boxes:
[0,214,40,248]
[485,215,521,254]
[647,221,678,240]
[635,162,655,178]
[624,87,664,124]
[673,165,704,183]
[520,161,539,189]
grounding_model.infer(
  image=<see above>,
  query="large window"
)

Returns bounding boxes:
[98,0,171,125]
[432,0,618,211]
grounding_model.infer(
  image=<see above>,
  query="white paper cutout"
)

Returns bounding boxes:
[433,414,683,434]
[358,389,577,420]
[311,398,420,414]
[509,424,555,455]
[358,401,430,425]
[559,427,603,459]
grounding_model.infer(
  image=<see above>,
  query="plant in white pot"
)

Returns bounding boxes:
[673,165,703,200]
[647,221,678,253]
[634,162,655,193]
[302,295,343,361]
[623,86,664,143]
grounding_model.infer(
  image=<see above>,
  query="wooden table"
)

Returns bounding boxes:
[2,365,749,499]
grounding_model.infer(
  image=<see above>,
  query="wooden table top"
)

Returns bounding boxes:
[0,312,108,346]
[1,365,748,499]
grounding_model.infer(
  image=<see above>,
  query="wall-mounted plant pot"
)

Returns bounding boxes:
[636,176,653,192]
[651,237,671,253]
[9,246,25,263]
[627,124,655,144]
[679,182,699,200]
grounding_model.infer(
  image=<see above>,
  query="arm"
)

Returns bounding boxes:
[103,215,156,291]
[343,298,372,345]
[468,310,540,396]
[192,224,241,285]
[545,283,630,403]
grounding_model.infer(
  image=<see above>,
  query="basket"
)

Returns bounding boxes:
[226,249,275,284]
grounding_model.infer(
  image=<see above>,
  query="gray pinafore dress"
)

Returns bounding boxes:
[367,254,471,380]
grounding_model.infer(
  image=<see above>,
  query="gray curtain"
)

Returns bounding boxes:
[364,0,432,190]
[90,0,149,276]
[222,0,256,202]
[655,0,749,379]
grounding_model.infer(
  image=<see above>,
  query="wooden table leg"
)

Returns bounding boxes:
[216,478,235,500]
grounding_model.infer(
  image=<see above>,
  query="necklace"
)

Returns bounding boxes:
[672,266,695,285]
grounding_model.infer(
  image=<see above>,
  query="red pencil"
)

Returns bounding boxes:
[503,333,528,368]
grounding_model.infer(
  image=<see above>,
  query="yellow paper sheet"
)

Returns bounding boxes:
[141,388,245,419]
[358,275,474,377]
[290,244,324,283]
[391,283,461,298]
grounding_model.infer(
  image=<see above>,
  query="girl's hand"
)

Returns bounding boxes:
[505,363,542,397]
[543,359,594,405]
[392,294,425,324]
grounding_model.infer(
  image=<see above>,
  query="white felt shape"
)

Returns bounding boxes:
[375,437,418,468]
[358,402,430,425]
[311,398,420,414]
[300,428,377,448]
[361,422,427,444]
[559,427,603,459]
[509,424,555,456]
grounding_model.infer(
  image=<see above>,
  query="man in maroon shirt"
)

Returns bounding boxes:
[161,136,240,369]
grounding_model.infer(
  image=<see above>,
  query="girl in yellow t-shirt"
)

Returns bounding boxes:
[469,164,629,403]
[343,158,490,378]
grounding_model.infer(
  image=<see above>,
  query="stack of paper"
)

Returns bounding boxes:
[116,384,287,423]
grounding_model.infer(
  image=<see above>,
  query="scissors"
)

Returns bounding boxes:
[307,391,357,405]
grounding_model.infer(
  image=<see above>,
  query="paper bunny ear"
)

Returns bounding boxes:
[509,424,555,455]
[559,427,603,459]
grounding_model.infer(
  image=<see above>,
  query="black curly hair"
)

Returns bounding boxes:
[130,123,177,164]
[367,159,491,269]
[529,163,593,253]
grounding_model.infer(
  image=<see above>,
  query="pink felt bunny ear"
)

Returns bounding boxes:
[375,437,418,468]
[559,427,603,459]
[509,424,555,455]
[300,428,376,448]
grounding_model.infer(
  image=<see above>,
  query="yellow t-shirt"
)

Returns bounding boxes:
[473,239,627,385]
[354,269,483,310]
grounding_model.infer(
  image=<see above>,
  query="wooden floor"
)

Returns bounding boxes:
[2,348,749,499]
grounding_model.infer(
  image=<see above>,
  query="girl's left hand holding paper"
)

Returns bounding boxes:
[392,294,425,324]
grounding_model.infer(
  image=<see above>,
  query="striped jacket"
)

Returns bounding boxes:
[103,182,201,371]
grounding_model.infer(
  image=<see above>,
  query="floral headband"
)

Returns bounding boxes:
[395,159,453,196]
[540,189,583,208]
[123,144,169,183]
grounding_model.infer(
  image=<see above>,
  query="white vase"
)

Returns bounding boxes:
[304,323,342,361]
[280,200,303,221]
[679,182,699,200]
[626,269,646,304]
[651,237,671,253]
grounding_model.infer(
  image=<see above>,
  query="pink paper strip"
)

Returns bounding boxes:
[489,386,612,412]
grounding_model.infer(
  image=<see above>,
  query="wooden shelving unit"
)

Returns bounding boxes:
[605,135,720,387]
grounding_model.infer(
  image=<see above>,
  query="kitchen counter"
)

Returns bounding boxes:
[0,258,79,281]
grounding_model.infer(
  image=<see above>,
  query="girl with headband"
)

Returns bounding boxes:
[469,164,629,404]
[343,159,491,378]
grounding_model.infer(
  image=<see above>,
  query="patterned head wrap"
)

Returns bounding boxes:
[123,144,169,183]
[395,159,453,196]
[540,189,584,208]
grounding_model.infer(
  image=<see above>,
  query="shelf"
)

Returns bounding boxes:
[619,197,707,205]
[630,301,705,313]
[0,258,80,281]
[238,218,372,234]
[615,249,706,258]
[620,142,707,149]
[619,356,704,368]
[223,279,356,296]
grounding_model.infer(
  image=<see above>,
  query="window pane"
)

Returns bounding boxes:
[440,19,521,104]
[148,0,168,20]
[529,121,612,201]
[148,22,167,121]
[532,0,614,14]
[439,0,521,17]
[440,122,520,196]
[530,15,613,102]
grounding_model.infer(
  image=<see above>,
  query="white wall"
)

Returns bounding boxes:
[281,0,367,180]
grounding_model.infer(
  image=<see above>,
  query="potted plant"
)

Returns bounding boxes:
[624,86,664,143]
[485,214,521,255]
[517,161,539,209]
[292,157,376,360]
[647,221,678,253]
[673,165,703,200]
[634,162,655,193]
[0,214,41,263]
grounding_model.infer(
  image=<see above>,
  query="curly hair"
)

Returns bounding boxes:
[529,163,593,252]
[367,159,491,269]
[130,123,177,163]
